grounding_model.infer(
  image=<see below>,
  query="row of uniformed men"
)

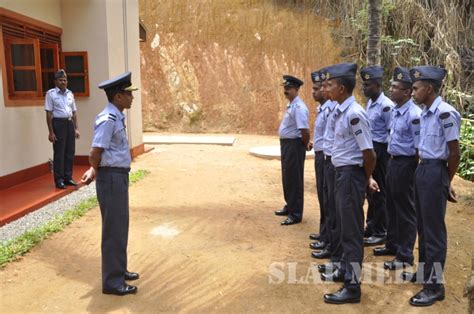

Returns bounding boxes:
[275,63,461,306]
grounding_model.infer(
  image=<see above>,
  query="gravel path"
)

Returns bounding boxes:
[0,183,97,245]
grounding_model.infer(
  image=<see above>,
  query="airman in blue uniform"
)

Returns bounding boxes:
[309,69,330,252]
[381,67,421,270]
[322,63,378,304]
[360,66,394,246]
[404,66,461,307]
[312,66,343,271]
[45,70,80,189]
[81,72,140,296]
[274,75,310,225]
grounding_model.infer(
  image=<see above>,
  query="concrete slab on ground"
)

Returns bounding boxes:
[143,133,236,146]
[249,145,315,160]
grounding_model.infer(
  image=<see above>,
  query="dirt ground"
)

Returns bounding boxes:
[1,135,473,313]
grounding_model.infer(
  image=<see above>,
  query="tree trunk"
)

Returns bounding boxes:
[367,0,382,65]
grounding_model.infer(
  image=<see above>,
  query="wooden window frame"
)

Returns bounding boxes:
[0,8,62,106]
[61,51,89,97]
[4,37,43,98]
[40,43,60,94]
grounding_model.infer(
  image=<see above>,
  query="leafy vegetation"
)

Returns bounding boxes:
[459,118,474,181]
[0,169,150,268]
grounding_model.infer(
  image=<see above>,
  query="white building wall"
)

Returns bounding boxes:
[0,0,143,177]
[0,0,62,176]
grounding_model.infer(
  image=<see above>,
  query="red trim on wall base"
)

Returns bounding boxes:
[74,155,90,166]
[1,155,90,190]
[0,162,50,190]
[131,143,145,159]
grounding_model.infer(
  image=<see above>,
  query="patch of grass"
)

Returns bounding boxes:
[130,169,150,184]
[0,170,149,268]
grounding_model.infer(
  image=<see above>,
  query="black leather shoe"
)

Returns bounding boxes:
[55,182,66,189]
[281,217,301,225]
[125,271,140,281]
[311,248,331,259]
[409,288,445,306]
[64,179,78,186]
[364,235,386,246]
[309,241,327,250]
[317,262,338,273]
[384,258,413,270]
[373,246,396,256]
[309,233,320,241]
[401,271,417,283]
[274,208,289,216]
[364,228,372,238]
[103,284,138,296]
[321,269,345,282]
[324,286,361,304]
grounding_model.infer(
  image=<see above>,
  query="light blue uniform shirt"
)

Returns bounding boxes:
[92,103,131,168]
[279,96,310,139]
[388,99,422,156]
[332,96,373,167]
[44,87,77,118]
[322,101,337,156]
[419,96,461,160]
[313,100,333,152]
[366,92,394,143]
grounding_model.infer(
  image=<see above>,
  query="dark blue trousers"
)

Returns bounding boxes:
[366,141,389,237]
[335,165,366,288]
[280,139,306,221]
[52,118,75,184]
[96,167,130,290]
[314,151,328,242]
[324,156,342,262]
[415,160,449,290]
[386,156,417,262]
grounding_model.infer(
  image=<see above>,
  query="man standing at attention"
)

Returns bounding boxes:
[382,67,421,269]
[81,72,140,296]
[322,63,378,304]
[309,69,330,252]
[274,75,310,225]
[407,66,460,307]
[45,69,80,189]
[360,66,394,247]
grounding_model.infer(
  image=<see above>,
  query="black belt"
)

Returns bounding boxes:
[280,138,301,142]
[335,165,363,171]
[99,167,131,173]
[419,159,447,165]
[373,141,388,147]
[53,117,72,121]
[391,155,416,160]
[324,155,332,161]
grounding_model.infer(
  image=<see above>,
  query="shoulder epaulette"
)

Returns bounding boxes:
[108,113,117,121]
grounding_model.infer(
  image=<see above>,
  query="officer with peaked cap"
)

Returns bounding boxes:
[308,70,330,253]
[274,75,310,225]
[81,72,140,296]
[45,69,80,189]
[360,66,394,247]
[321,63,378,304]
[381,67,421,271]
[311,66,343,269]
[403,66,461,307]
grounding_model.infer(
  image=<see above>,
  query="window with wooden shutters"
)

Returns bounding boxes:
[61,51,89,97]
[40,43,60,94]
[0,8,90,106]
[4,37,42,97]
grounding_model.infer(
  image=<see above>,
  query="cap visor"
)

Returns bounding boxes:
[123,84,139,91]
